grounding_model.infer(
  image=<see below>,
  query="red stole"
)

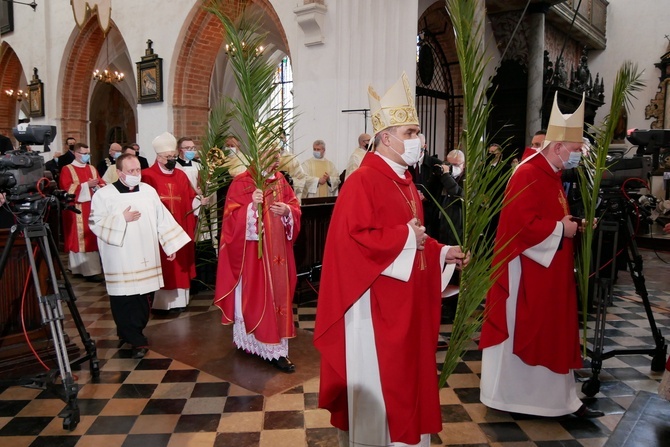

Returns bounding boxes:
[59,163,103,253]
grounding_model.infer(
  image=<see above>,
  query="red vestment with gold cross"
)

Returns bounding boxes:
[214,171,301,344]
[141,164,196,289]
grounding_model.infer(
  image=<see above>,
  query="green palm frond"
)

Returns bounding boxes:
[205,0,294,257]
[439,0,511,385]
[575,62,644,356]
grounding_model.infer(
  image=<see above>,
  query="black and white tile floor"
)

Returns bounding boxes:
[1,247,669,447]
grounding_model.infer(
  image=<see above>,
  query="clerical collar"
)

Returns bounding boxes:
[374,152,407,178]
[72,160,87,167]
[176,158,190,167]
[113,180,139,193]
[540,152,560,172]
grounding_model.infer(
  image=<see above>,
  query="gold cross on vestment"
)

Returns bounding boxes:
[159,184,182,214]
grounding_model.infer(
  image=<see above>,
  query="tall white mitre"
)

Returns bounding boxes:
[368,72,420,135]
[152,132,177,154]
[543,92,586,148]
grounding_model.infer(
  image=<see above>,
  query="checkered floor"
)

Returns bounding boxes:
[1,248,669,446]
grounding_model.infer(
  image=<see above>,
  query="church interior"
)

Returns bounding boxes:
[2,0,670,446]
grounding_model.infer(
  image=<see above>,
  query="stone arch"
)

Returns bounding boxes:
[172,0,289,142]
[0,42,25,141]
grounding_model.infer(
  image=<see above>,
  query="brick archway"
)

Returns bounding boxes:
[173,0,288,142]
[0,43,25,141]
[60,15,107,145]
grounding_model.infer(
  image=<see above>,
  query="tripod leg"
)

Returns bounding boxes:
[623,216,667,371]
[23,228,80,430]
[44,223,99,377]
[0,224,21,281]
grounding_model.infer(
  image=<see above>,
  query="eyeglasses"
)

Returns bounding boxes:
[160,155,178,161]
[76,151,90,155]
[181,146,196,151]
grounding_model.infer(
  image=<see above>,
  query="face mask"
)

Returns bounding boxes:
[451,166,463,177]
[123,173,141,187]
[226,146,237,154]
[164,159,177,170]
[113,152,121,159]
[184,151,196,161]
[389,134,422,166]
[68,144,75,151]
[559,150,581,170]
[313,151,323,159]
[80,154,91,164]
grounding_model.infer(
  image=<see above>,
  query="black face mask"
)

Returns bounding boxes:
[68,144,75,151]
[165,159,177,170]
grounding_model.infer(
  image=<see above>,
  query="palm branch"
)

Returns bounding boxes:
[575,62,644,356]
[205,1,293,257]
[439,0,512,385]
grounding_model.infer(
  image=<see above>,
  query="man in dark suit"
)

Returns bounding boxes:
[58,137,77,170]
[131,143,150,169]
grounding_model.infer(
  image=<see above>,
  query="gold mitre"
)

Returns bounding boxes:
[368,72,419,135]
[152,131,177,154]
[544,92,585,147]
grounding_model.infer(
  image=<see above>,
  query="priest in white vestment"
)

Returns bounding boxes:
[89,154,190,358]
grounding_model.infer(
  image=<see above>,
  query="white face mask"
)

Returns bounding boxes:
[389,134,422,166]
[451,166,463,178]
[123,173,141,187]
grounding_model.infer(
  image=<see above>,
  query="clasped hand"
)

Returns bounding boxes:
[409,218,427,251]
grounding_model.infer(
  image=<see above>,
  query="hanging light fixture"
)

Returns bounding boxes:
[93,36,125,84]
[5,89,29,102]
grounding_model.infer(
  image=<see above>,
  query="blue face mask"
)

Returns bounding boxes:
[113,152,121,159]
[313,151,323,159]
[80,154,91,164]
[560,150,581,170]
[184,150,196,161]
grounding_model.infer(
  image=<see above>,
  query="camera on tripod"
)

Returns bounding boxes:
[626,128,670,171]
[1,125,75,224]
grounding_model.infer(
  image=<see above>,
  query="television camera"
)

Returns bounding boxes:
[626,128,670,171]
[0,125,75,225]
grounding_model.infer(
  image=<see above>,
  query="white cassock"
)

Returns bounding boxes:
[302,157,340,198]
[480,224,583,416]
[342,159,454,447]
[89,183,191,296]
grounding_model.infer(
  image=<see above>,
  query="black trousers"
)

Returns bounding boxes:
[109,294,151,348]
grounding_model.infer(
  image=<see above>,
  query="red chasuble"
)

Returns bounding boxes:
[141,164,196,289]
[59,163,104,253]
[314,154,444,444]
[479,153,583,374]
[214,172,301,343]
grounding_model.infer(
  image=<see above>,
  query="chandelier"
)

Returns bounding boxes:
[93,36,125,84]
[5,89,28,102]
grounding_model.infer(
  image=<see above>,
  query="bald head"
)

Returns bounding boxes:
[358,133,371,149]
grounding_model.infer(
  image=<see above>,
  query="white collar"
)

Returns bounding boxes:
[374,152,407,178]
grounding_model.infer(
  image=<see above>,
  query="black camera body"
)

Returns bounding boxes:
[0,149,46,199]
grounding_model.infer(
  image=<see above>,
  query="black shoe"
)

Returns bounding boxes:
[85,274,105,282]
[573,404,604,418]
[151,308,170,316]
[132,347,148,359]
[270,356,296,373]
[168,307,186,314]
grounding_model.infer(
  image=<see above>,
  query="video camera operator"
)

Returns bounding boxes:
[408,134,445,238]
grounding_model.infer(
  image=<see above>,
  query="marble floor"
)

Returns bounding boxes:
[0,243,669,447]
